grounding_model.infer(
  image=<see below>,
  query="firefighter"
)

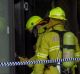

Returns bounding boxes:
[19,15,43,60]
[19,15,48,68]
[32,7,80,74]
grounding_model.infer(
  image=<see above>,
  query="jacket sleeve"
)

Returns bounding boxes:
[28,55,36,68]
[29,34,46,68]
[32,34,49,74]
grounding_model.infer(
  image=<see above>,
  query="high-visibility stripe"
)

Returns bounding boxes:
[36,53,48,58]
[49,46,60,52]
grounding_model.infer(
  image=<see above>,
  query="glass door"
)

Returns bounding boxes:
[0,0,15,74]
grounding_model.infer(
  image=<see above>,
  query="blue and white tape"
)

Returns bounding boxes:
[0,58,80,67]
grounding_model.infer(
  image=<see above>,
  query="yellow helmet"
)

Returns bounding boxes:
[49,7,66,20]
[26,16,43,30]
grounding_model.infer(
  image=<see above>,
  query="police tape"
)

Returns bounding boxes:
[0,58,80,67]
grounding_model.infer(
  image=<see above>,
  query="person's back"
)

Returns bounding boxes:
[32,7,80,74]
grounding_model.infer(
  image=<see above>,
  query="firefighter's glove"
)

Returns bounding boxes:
[19,57,29,62]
